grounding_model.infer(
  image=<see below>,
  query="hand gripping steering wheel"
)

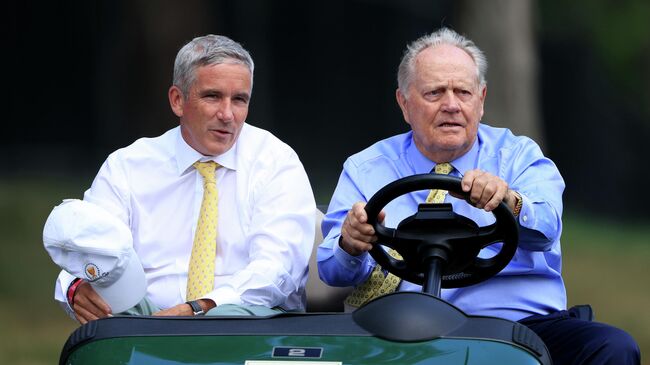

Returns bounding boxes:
[364,174,518,296]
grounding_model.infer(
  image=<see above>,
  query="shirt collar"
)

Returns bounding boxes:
[406,131,479,177]
[405,132,435,174]
[174,125,239,175]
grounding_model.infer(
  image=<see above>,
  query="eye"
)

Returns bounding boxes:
[424,89,442,99]
[233,94,250,105]
[202,92,220,100]
[455,89,473,100]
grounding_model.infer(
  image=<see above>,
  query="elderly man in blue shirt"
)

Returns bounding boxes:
[317,27,639,365]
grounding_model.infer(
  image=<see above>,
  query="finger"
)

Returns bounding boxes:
[76,281,113,315]
[342,220,375,244]
[483,182,508,212]
[89,296,112,315]
[340,225,374,255]
[75,294,112,318]
[74,312,87,325]
[340,202,383,256]
[344,235,373,254]
[468,175,488,206]
[461,169,482,192]
[74,305,101,324]
[346,210,375,236]
[74,298,107,319]
[153,307,178,316]
[471,174,507,211]
[350,202,368,224]
[353,201,383,227]
[475,179,498,209]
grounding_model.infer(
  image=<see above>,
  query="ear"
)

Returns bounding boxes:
[168,85,184,118]
[396,88,411,126]
[479,85,487,119]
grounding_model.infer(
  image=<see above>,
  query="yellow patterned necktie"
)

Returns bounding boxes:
[186,161,219,301]
[345,162,454,308]
[425,162,454,203]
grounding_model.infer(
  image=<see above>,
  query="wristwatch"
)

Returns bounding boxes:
[186,300,205,316]
[511,190,523,217]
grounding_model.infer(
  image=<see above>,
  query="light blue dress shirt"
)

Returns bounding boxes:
[318,124,566,321]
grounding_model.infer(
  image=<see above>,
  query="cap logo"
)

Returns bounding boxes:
[84,263,108,282]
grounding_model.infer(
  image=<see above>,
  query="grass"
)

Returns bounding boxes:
[1,177,647,364]
[562,212,649,362]
[0,176,86,365]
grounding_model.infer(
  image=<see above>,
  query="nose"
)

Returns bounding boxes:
[216,100,235,122]
[440,91,461,113]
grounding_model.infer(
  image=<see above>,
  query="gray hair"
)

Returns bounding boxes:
[397,28,487,93]
[173,34,254,97]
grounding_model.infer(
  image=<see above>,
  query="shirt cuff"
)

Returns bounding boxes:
[55,270,79,320]
[333,238,369,271]
[206,287,243,308]
[517,192,534,227]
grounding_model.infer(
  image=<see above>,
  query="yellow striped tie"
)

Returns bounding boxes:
[186,161,219,301]
[345,162,453,307]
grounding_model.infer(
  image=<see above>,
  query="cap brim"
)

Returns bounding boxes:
[91,250,146,313]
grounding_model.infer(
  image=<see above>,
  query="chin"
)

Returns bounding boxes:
[206,143,234,156]
[434,138,466,150]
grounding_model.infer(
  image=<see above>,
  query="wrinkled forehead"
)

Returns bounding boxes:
[414,45,480,86]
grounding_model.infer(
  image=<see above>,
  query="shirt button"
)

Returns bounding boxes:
[522,215,528,222]
[350,260,357,265]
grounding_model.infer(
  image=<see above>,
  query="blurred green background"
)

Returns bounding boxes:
[5,0,649,363]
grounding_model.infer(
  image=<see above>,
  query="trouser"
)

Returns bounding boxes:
[120,297,285,316]
[519,307,640,365]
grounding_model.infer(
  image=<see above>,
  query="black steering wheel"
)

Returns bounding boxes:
[364,174,518,294]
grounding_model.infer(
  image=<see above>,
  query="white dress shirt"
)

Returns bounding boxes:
[55,124,316,316]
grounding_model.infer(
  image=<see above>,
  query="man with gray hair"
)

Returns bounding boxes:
[53,34,316,322]
[318,28,639,364]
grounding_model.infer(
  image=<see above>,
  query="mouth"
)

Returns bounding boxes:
[437,121,464,129]
[208,128,233,138]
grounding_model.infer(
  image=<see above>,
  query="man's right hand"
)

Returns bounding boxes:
[339,202,386,256]
[72,281,112,324]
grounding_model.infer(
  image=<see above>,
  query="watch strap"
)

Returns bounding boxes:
[511,190,523,217]
[186,300,205,316]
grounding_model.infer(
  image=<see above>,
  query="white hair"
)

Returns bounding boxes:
[397,28,487,92]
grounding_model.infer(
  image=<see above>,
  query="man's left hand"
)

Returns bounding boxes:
[153,303,193,316]
[153,299,216,316]
[451,169,517,212]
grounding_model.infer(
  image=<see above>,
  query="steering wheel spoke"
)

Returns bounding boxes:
[475,223,505,248]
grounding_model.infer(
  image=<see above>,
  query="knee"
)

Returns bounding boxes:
[206,303,255,316]
[590,323,640,363]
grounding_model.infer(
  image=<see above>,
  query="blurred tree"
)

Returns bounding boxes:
[456,0,543,147]
[538,0,650,217]
[540,0,650,119]
[91,0,214,151]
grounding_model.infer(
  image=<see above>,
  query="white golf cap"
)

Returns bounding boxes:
[43,199,146,313]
